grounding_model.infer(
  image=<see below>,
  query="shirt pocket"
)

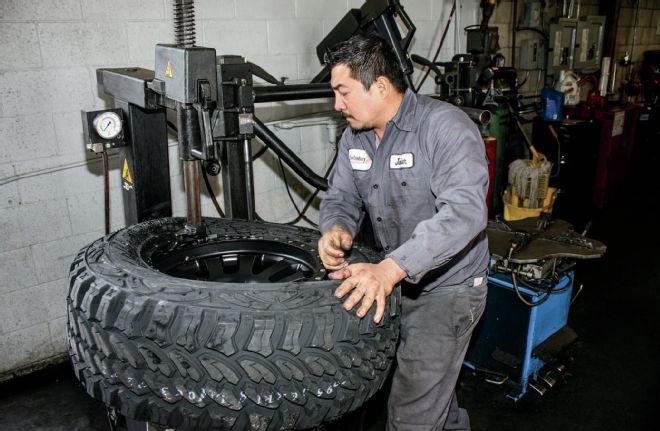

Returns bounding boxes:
[387,169,430,208]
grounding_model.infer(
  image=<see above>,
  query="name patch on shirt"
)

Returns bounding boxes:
[390,153,414,169]
[349,149,372,171]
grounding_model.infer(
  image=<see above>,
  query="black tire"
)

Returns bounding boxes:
[67,217,400,430]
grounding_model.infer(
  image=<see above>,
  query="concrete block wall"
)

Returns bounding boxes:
[0,0,476,378]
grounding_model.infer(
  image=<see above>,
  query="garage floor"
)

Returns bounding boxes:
[1,138,658,431]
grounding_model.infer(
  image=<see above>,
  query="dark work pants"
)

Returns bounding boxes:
[387,278,487,431]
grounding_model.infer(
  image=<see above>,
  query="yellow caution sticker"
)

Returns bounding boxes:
[165,61,173,78]
[122,159,134,190]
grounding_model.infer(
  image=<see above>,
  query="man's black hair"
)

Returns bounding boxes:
[324,32,407,93]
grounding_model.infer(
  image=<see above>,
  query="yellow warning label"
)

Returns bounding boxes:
[165,61,173,78]
[122,159,133,185]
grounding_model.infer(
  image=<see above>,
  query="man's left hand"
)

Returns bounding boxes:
[329,258,407,323]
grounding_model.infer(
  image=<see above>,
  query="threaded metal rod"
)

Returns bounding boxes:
[173,0,196,48]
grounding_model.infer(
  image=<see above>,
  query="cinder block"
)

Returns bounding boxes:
[67,188,125,236]
[410,20,445,53]
[296,0,347,18]
[0,206,22,253]
[31,230,102,285]
[638,11,653,30]
[39,22,130,67]
[49,316,68,355]
[0,68,94,117]
[203,20,268,58]
[299,149,330,178]
[642,27,658,44]
[0,322,53,375]
[53,111,86,157]
[401,0,433,22]
[271,126,303,154]
[492,1,513,24]
[432,0,455,21]
[82,0,165,20]
[195,0,236,19]
[0,278,68,335]
[0,0,82,21]
[620,7,635,26]
[255,187,290,222]
[37,23,85,67]
[0,115,58,163]
[237,0,294,19]
[0,23,41,69]
[128,21,172,62]
[253,151,282,195]
[0,200,71,255]
[268,20,324,55]
[347,0,363,10]
[300,123,333,155]
[0,164,19,208]
[297,53,324,81]
[19,199,73,249]
[17,164,96,205]
[248,54,298,83]
[0,247,38,296]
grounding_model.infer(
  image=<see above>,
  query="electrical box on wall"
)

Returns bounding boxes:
[519,38,546,70]
[548,18,577,75]
[574,16,605,72]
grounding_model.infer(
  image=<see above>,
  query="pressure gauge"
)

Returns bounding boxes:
[82,108,126,153]
[93,110,122,139]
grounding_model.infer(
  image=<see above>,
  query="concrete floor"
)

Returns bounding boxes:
[1,129,658,431]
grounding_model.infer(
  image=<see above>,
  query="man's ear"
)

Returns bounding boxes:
[373,76,391,98]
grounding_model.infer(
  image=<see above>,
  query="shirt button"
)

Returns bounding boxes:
[401,181,407,186]
[376,217,382,222]
[385,245,390,251]
[373,184,379,189]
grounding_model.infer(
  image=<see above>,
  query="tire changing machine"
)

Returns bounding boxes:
[467,218,606,400]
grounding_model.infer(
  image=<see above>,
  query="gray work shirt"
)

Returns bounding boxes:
[319,89,489,291]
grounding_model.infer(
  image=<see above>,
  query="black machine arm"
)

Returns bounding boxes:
[311,0,416,85]
[253,118,329,191]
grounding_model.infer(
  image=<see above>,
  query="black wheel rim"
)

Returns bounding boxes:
[150,239,322,283]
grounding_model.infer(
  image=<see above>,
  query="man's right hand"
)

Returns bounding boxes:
[318,225,353,271]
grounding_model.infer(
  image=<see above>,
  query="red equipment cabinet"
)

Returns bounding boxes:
[566,104,641,209]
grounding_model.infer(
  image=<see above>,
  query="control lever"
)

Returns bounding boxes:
[193,81,216,161]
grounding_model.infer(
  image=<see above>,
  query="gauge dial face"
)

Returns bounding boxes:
[93,111,122,139]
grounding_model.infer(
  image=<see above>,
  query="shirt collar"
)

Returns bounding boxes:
[388,88,417,132]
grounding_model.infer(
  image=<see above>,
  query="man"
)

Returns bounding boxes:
[318,33,489,430]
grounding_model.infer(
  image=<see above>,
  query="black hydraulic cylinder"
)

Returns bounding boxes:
[253,83,333,103]
[253,117,329,191]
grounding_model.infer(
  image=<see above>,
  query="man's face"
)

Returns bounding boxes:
[330,64,381,131]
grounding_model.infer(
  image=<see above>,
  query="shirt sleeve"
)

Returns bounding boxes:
[387,109,489,283]
[319,129,365,237]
